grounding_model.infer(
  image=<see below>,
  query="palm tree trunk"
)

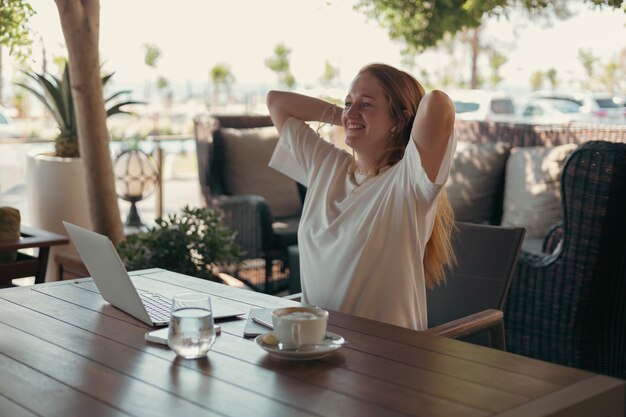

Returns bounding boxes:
[469,28,480,89]
[53,0,123,244]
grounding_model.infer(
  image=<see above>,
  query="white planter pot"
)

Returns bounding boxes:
[26,151,93,281]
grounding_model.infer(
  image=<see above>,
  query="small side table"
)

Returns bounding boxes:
[0,226,69,286]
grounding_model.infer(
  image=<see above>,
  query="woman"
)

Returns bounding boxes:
[267,63,456,330]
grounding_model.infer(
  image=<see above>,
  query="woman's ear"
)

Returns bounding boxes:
[402,109,412,124]
[396,109,412,130]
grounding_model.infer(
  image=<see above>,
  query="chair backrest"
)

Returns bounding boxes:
[505,140,626,378]
[193,115,275,200]
[193,115,307,207]
[427,222,525,330]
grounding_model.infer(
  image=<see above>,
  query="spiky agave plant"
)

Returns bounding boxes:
[16,61,143,158]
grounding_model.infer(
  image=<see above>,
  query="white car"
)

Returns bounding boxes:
[449,89,516,122]
[0,109,21,139]
[528,91,625,125]
[517,98,594,125]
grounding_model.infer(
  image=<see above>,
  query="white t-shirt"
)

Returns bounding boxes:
[269,117,457,330]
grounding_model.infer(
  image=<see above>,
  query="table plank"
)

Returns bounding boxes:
[0,283,569,415]
[0,353,128,417]
[22,280,594,408]
[67,270,579,400]
[1,289,483,417]
[0,297,325,417]
[329,310,593,386]
[319,346,530,411]
[327,326,561,398]
[496,376,625,417]
[0,321,228,417]
[0,273,623,417]
[0,393,41,417]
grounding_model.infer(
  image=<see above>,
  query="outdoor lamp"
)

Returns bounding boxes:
[114,149,158,227]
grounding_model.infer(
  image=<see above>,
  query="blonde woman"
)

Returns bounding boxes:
[267,63,456,330]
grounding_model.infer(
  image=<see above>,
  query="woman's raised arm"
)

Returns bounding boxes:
[410,90,455,182]
[266,91,343,134]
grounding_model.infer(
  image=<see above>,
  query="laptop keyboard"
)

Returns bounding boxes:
[139,292,172,324]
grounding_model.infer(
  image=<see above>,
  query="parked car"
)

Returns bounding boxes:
[449,89,516,122]
[528,90,625,125]
[516,98,594,125]
[0,108,21,139]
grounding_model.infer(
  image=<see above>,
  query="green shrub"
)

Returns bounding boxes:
[117,206,241,281]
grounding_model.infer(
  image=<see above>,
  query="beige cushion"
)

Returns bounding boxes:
[521,236,545,254]
[445,141,510,224]
[501,144,577,238]
[221,127,302,218]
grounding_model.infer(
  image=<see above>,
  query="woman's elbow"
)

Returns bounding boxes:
[266,90,280,111]
[422,90,455,126]
[266,90,287,131]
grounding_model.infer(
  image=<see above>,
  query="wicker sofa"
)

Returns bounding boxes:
[449,121,626,252]
[193,114,305,293]
[445,124,626,378]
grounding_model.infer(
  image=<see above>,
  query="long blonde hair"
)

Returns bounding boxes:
[353,63,455,288]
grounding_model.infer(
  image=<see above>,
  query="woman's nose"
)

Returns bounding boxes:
[344,105,359,117]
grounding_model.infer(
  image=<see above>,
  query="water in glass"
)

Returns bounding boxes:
[167,293,216,359]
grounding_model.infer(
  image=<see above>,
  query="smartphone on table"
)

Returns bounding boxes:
[145,325,222,345]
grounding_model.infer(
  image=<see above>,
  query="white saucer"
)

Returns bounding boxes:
[255,331,346,360]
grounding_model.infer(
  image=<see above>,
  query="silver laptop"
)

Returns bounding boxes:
[63,221,245,327]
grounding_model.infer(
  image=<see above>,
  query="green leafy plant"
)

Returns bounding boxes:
[15,60,143,158]
[117,206,242,282]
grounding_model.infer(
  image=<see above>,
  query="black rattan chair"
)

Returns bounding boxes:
[505,140,626,379]
[193,115,305,294]
[426,222,525,350]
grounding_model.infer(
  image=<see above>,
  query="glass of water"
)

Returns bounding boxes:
[167,292,216,359]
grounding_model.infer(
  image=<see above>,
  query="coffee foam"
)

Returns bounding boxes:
[280,311,319,320]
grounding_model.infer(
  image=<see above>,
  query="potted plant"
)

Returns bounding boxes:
[117,206,242,282]
[17,60,142,157]
[17,60,142,280]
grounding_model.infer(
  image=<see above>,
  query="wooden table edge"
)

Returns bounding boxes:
[494,374,625,417]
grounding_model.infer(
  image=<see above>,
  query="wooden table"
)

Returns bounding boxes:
[0,269,623,417]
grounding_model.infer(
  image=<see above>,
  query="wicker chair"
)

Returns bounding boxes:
[193,115,305,294]
[504,140,626,379]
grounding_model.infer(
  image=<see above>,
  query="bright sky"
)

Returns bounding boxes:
[12,0,626,97]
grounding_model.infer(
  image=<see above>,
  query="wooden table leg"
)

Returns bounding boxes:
[35,247,50,284]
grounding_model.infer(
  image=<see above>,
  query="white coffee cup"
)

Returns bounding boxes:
[271,306,328,349]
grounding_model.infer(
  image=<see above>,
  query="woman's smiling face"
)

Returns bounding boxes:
[342,72,395,158]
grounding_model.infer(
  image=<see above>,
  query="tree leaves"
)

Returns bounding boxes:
[0,0,35,60]
[355,0,623,52]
